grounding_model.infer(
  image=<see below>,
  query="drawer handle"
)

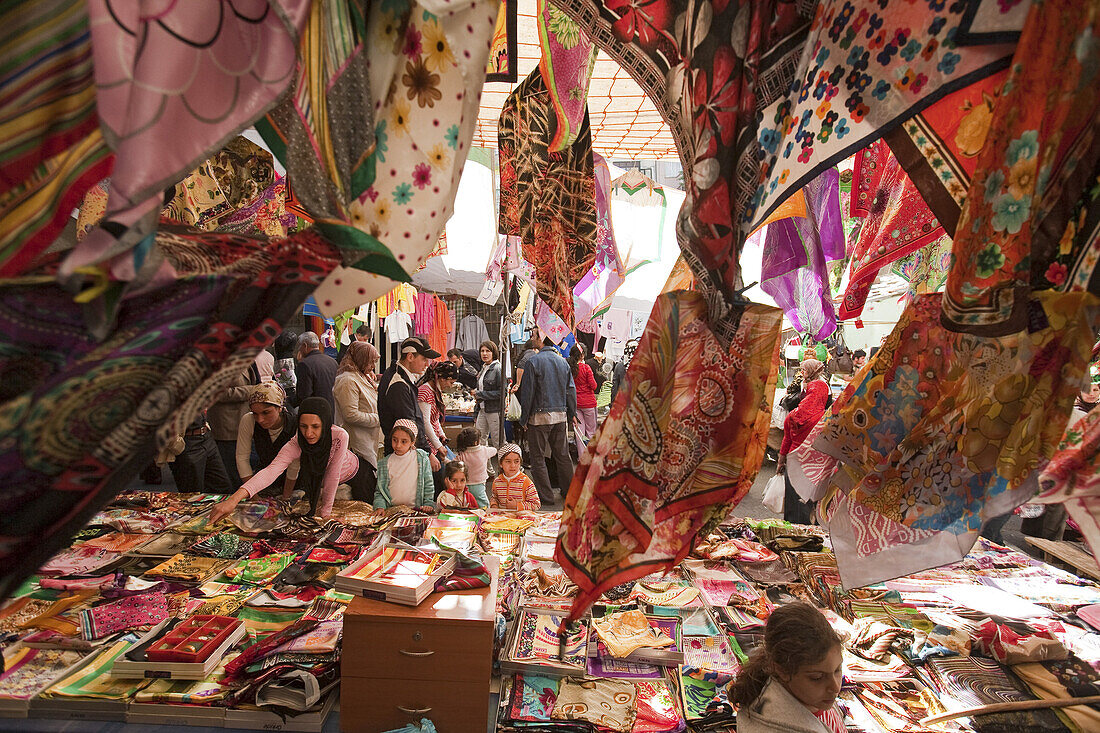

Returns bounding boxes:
[399,648,435,657]
[397,705,433,715]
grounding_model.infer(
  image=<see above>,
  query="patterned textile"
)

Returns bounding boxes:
[551,677,637,733]
[839,139,945,320]
[883,68,1009,235]
[499,68,598,326]
[38,546,119,577]
[485,0,518,82]
[925,656,1067,733]
[217,178,297,238]
[79,592,168,640]
[853,679,952,733]
[682,636,739,674]
[316,0,499,314]
[628,581,699,608]
[507,674,559,722]
[0,0,113,277]
[574,153,627,324]
[225,553,296,585]
[65,0,307,274]
[1014,656,1100,733]
[0,224,342,600]
[224,616,319,681]
[234,605,307,639]
[633,680,685,733]
[0,647,85,701]
[145,555,225,583]
[270,619,342,655]
[757,168,845,339]
[892,234,954,301]
[816,290,1099,588]
[971,619,1067,665]
[943,2,1100,326]
[433,546,491,592]
[537,0,597,153]
[161,161,232,230]
[190,532,255,560]
[42,639,151,700]
[511,611,588,670]
[556,291,782,617]
[133,653,235,705]
[678,669,734,721]
[748,1,1022,239]
[80,532,151,553]
[591,610,674,658]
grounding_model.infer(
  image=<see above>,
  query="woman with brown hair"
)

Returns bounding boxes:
[732,603,845,733]
[474,339,502,446]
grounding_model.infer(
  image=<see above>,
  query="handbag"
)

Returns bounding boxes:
[762,473,785,514]
[506,393,522,421]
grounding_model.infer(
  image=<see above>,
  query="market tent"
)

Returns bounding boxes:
[472,0,678,161]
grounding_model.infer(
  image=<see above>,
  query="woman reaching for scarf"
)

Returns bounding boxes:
[210,397,373,522]
[776,358,830,524]
[235,382,298,497]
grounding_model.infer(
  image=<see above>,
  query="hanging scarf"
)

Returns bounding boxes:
[296,398,334,514]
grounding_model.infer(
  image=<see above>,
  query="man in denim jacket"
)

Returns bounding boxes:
[518,338,577,504]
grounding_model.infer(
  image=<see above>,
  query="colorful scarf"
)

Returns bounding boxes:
[536,0,597,153]
[574,153,626,323]
[64,0,306,276]
[758,168,846,339]
[485,0,518,82]
[0,0,113,277]
[78,592,168,641]
[499,68,598,326]
[556,291,782,617]
[839,139,945,320]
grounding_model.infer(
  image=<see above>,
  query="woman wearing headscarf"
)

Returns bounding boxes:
[210,397,373,522]
[235,382,298,496]
[417,361,458,465]
[272,329,300,405]
[776,358,830,524]
[333,341,383,491]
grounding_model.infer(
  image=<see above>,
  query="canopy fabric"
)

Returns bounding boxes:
[472,0,677,161]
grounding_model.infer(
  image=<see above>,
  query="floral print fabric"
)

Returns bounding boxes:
[551,676,637,732]
[840,139,945,320]
[507,673,559,722]
[557,291,782,617]
[78,591,168,640]
[537,0,598,153]
[499,67,598,326]
[0,647,85,701]
[815,290,1100,588]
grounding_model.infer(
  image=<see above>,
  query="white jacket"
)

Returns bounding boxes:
[333,371,382,467]
[737,679,830,733]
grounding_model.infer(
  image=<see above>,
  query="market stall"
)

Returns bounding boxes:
[4,492,1100,732]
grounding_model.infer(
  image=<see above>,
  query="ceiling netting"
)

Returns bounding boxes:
[472,0,679,160]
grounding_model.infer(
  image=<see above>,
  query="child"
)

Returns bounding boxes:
[455,427,494,508]
[489,443,540,511]
[731,603,845,733]
[373,419,435,512]
[436,461,480,510]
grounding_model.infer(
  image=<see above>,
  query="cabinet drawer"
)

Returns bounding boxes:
[340,676,489,732]
[342,619,492,683]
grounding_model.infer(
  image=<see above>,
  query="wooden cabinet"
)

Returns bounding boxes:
[341,556,498,732]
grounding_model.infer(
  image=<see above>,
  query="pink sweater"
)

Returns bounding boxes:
[241,426,358,517]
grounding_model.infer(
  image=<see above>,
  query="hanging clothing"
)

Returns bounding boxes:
[384,311,413,344]
[574,153,626,324]
[557,291,783,618]
[498,68,598,326]
[839,139,945,320]
[455,314,490,351]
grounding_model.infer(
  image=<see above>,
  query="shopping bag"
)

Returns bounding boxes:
[506,393,522,421]
[762,473,785,514]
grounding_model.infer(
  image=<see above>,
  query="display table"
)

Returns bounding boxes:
[1024,537,1100,581]
[340,555,499,732]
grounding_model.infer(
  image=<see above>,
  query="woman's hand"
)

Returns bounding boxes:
[210,488,249,523]
[429,453,441,472]
[776,454,787,474]
[417,504,436,514]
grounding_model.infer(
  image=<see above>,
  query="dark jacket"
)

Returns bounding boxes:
[455,359,480,390]
[518,347,576,426]
[378,362,429,455]
[475,360,502,415]
[610,360,628,403]
[586,356,606,391]
[292,350,337,410]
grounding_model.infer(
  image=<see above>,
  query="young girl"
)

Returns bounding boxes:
[436,461,480,510]
[374,419,435,512]
[211,397,373,521]
[455,427,494,508]
[731,603,845,733]
[489,443,540,511]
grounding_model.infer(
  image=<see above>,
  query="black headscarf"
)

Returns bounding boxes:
[296,397,334,513]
